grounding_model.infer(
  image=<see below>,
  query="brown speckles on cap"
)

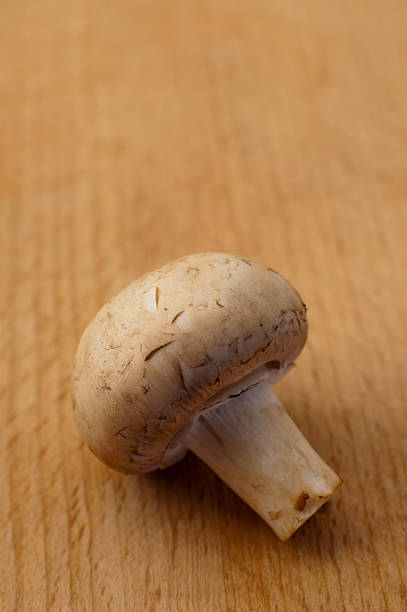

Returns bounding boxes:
[72,252,308,473]
[144,340,176,362]
[171,310,185,324]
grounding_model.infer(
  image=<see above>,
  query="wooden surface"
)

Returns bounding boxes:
[1,1,407,610]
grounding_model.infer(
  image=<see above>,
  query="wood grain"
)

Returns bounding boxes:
[1,1,407,610]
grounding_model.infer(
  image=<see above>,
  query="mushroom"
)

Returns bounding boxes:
[72,252,341,540]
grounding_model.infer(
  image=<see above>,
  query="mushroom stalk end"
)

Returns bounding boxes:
[187,380,342,540]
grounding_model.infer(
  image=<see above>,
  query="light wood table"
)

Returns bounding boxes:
[1,1,406,610]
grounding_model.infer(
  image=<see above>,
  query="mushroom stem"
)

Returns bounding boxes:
[187,380,341,540]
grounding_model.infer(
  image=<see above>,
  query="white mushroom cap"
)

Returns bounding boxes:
[72,253,307,473]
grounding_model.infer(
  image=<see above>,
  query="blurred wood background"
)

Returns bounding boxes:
[1,1,407,610]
